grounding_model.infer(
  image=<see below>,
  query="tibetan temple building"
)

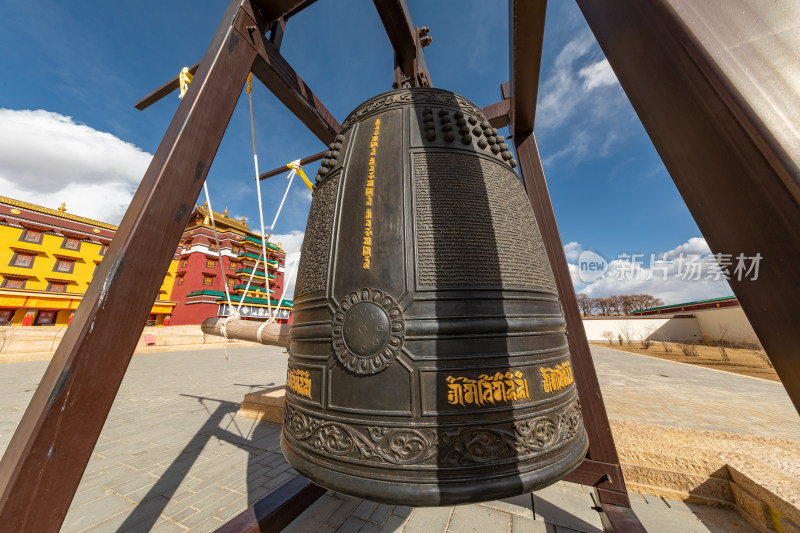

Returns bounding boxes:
[170,204,292,325]
[0,196,291,327]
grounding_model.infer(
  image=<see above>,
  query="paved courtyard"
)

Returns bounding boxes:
[0,344,794,532]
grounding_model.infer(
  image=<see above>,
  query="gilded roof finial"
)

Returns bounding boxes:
[241,216,247,224]
[223,206,229,217]
[203,201,208,208]
[58,202,66,212]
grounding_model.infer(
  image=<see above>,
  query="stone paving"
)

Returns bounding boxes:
[590,345,800,441]
[0,344,794,532]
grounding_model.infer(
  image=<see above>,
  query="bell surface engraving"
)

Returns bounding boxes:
[282,88,588,507]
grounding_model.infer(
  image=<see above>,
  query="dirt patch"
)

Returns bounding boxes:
[591,341,779,382]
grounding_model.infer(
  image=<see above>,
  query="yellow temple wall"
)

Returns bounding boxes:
[0,197,178,326]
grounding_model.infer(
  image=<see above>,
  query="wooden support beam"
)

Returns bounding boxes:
[133,0,319,111]
[135,61,200,111]
[268,17,286,49]
[250,0,314,27]
[508,0,546,136]
[508,3,635,518]
[259,150,325,181]
[373,0,432,87]
[281,0,319,21]
[0,1,260,529]
[238,11,340,144]
[480,99,510,129]
[599,503,647,533]
[513,132,633,515]
[561,459,624,492]
[578,0,800,413]
[215,476,326,533]
[201,317,290,347]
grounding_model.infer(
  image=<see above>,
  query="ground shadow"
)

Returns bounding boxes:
[115,387,282,532]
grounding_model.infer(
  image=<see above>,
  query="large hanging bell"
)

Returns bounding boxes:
[281,88,588,506]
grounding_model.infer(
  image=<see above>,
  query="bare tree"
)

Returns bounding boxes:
[617,321,636,347]
[639,327,654,350]
[601,330,614,345]
[594,297,612,316]
[657,332,673,353]
[575,293,595,317]
[678,342,699,357]
[736,329,772,368]
[608,295,623,316]
[718,325,730,362]
[620,294,664,315]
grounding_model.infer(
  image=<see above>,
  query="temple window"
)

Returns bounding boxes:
[10,253,34,268]
[20,229,43,244]
[1,277,25,289]
[35,311,56,325]
[47,282,67,293]
[54,259,75,274]
[205,258,217,269]
[202,275,213,286]
[62,237,81,251]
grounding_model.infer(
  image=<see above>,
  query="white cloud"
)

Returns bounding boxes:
[270,230,304,300]
[563,241,583,262]
[579,59,617,90]
[537,32,596,131]
[570,237,737,305]
[536,33,632,168]
[0,109,151,224]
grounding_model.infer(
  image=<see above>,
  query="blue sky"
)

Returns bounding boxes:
[0,0,735,303]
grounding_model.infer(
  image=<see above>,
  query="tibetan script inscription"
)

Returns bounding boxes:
[363,118,381,270]
[446,371,530,407]
[540,362,574,394]
[287,368,311,398]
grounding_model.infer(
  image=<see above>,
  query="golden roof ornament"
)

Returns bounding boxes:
[223,206,229,217]
[203,201,208,207]
[58,202,66,212]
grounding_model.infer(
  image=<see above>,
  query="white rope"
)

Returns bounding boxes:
[255,161,299,324]
[245,75,301,335]
[256,317,270,344]
[235,257,261,314]
[268,252,300,325]
[268,162,299,240]
[203,182,234,313]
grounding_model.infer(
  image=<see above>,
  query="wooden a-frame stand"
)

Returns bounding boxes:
[1,0,798,531]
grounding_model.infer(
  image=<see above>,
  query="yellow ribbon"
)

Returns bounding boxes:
[288,161,314,191]
[178,67,194,100]
[246,72,253,94]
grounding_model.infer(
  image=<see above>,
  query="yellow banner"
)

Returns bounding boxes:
[0,295,27,307]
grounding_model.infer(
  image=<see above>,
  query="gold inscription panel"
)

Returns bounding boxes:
[420,362,575,414]
[540,362,573,393]
[446,371,530,407]
[286,368,312,399]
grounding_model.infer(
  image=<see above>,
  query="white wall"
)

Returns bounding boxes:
[694,307,756,343]
[581,316,701,343]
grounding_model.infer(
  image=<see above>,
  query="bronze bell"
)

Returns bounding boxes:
[282,88,588,506]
